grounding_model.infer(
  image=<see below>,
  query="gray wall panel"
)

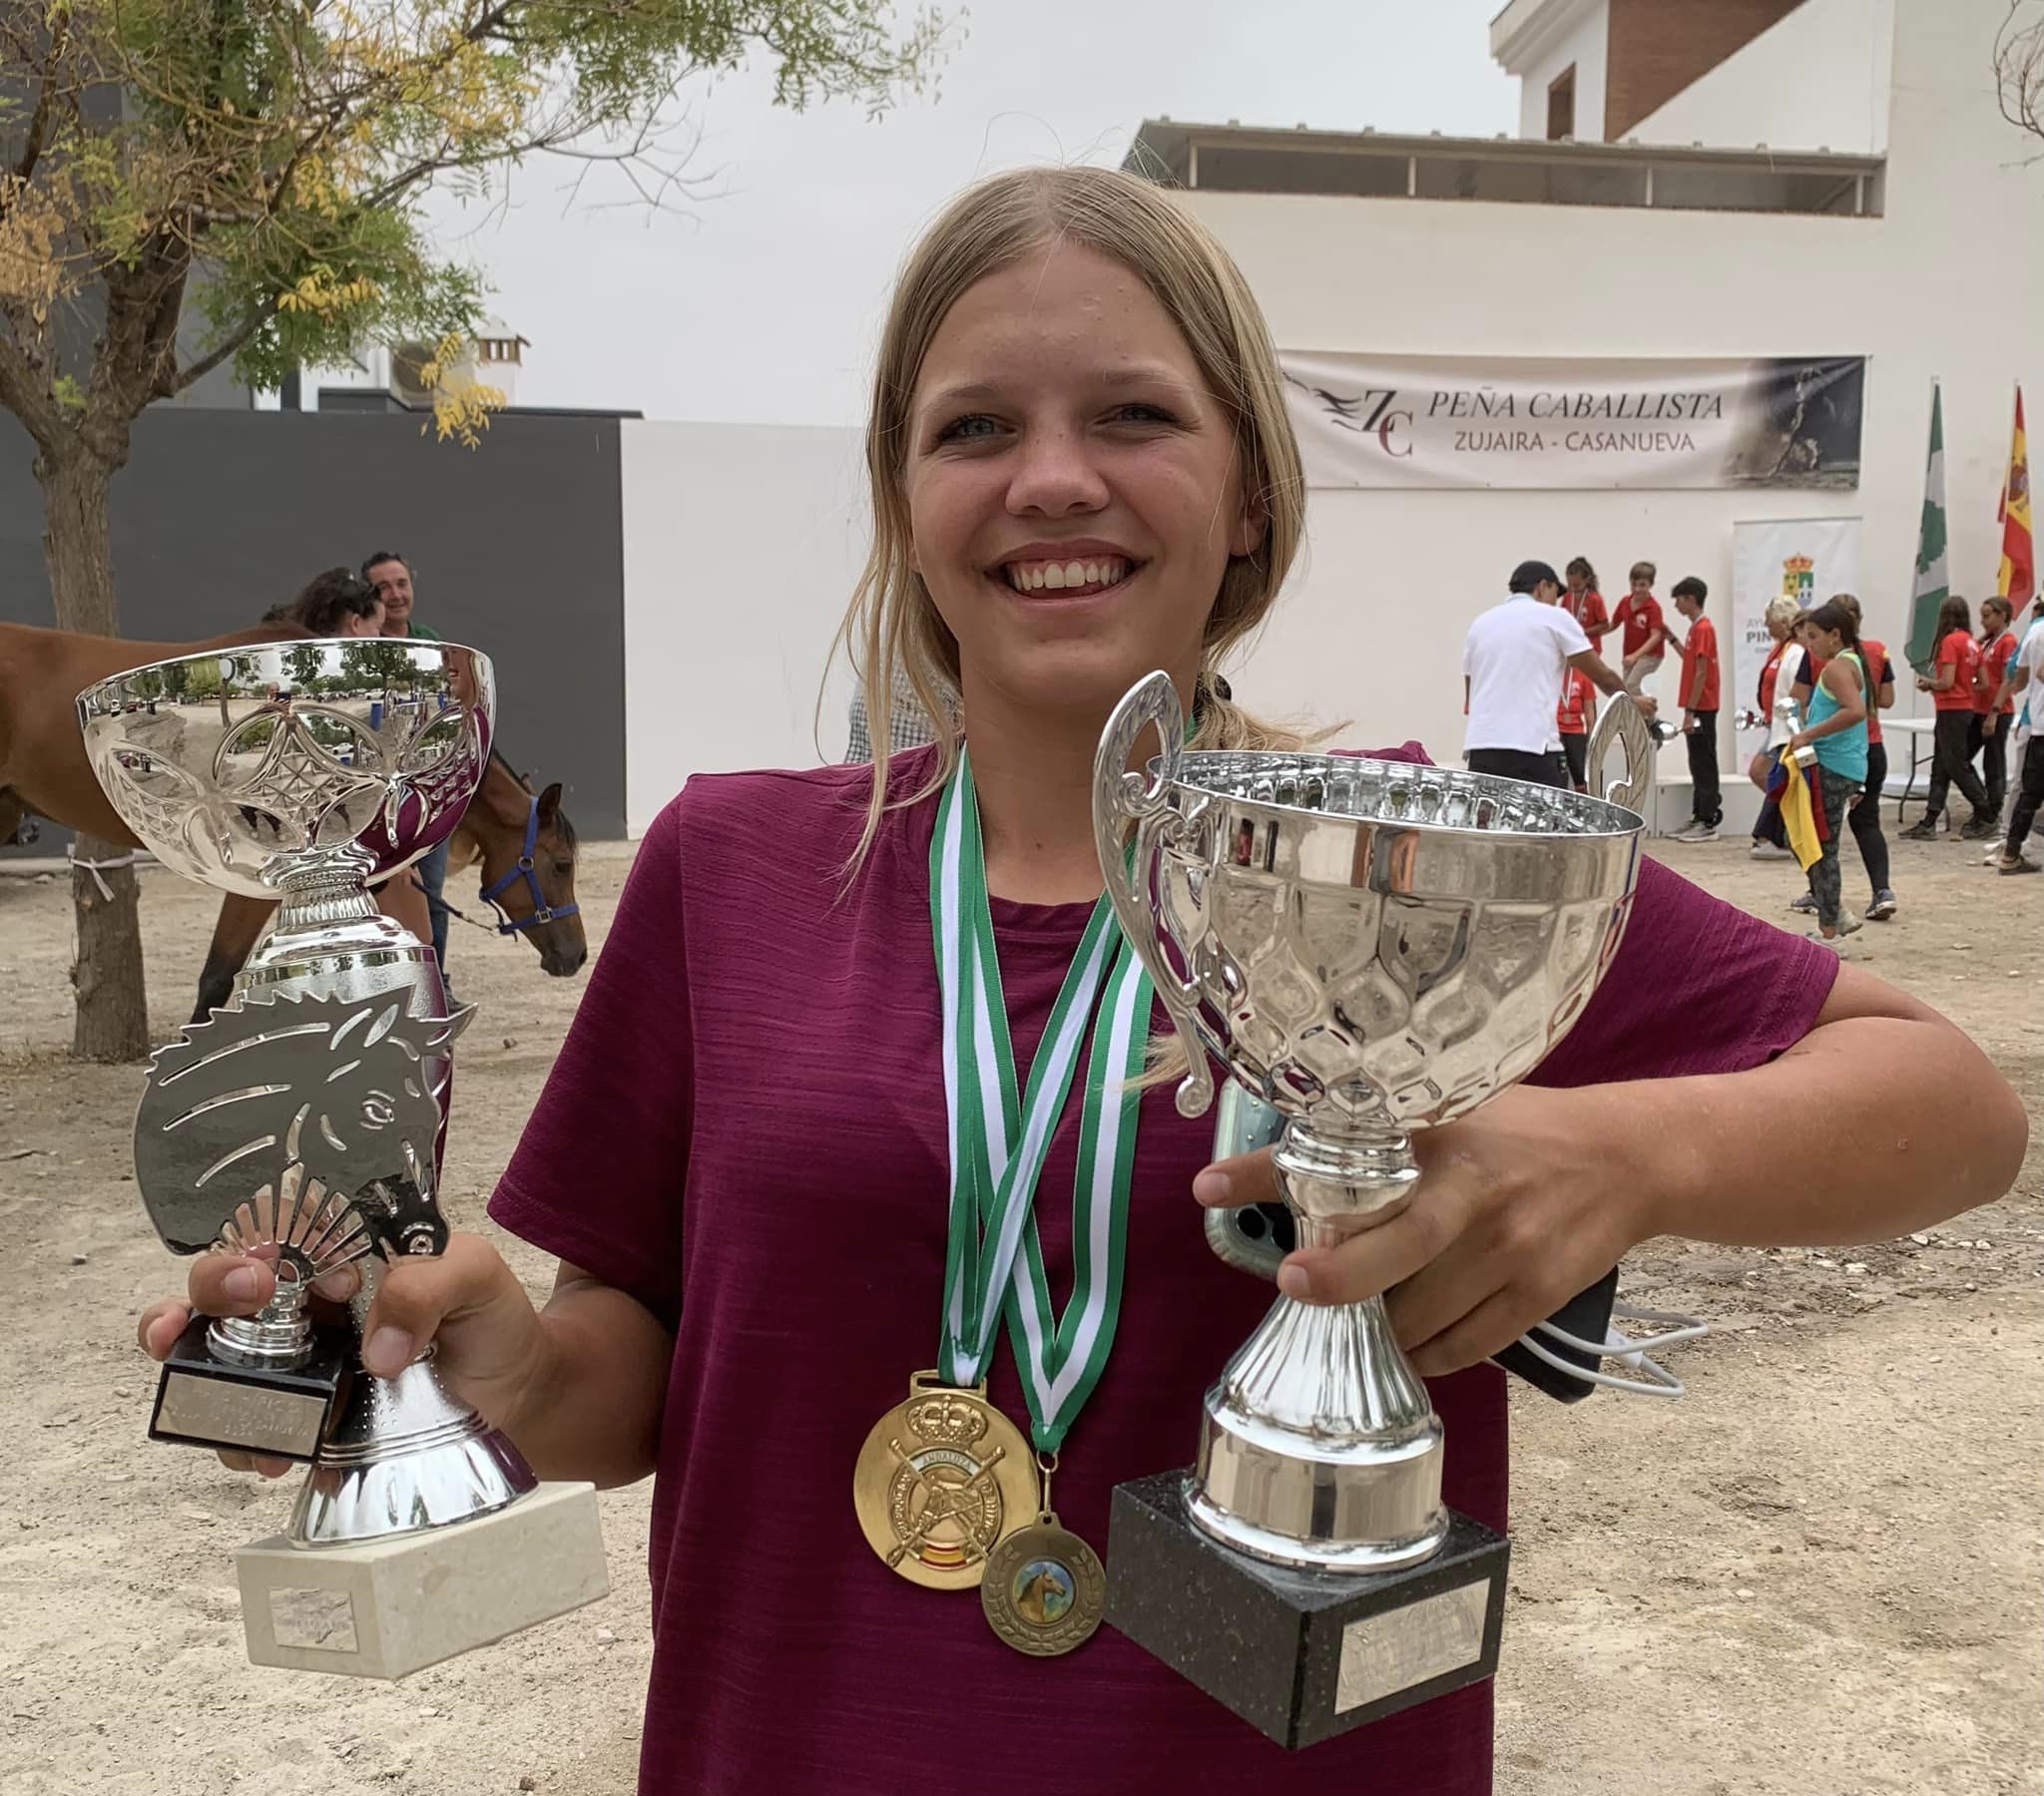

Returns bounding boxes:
[1,409,627,839]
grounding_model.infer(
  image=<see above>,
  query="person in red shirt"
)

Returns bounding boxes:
[1562,556,1612,650]
[1904,595,1995,839]
[128,165,2029,1796]
[1669,576,1722,841]
[1974,596,2020,822]
[1556,663,1596,791]
[1612,560,1668,693]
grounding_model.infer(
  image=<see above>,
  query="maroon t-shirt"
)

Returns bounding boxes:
[490,747,1837,1796]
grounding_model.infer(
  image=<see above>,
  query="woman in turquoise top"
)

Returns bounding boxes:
[1789,599,1870,944]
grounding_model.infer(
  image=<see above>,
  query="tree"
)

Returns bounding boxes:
[1999,3,2044,149]
[1,0,946,1059]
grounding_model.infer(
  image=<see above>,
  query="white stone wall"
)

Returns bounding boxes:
[1630,0,1894,152]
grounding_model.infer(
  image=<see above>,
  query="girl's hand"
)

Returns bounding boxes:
[138,1233,550,1475]
[1193,1086,1655,1376]
[1788,729,1811,751]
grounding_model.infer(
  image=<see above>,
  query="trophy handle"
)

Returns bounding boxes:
[1092,672,1216,1120]
[1587,690,1654,813]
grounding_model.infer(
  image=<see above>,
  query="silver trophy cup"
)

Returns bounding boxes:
[79,639,606,1678]
[1092,672,1648,1747]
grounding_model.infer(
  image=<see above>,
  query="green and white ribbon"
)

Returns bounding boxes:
[931,749,1152,1453]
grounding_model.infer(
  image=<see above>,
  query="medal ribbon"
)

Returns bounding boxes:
[931,748,1152,1452]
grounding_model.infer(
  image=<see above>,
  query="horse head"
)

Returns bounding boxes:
[463,761,588,977]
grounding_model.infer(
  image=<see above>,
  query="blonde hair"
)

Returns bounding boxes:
[1765,596,1803,633]
[831,165,1309,875]
[1629,560,1657,584]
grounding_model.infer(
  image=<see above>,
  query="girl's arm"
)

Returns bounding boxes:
[1202,967,2026,1373]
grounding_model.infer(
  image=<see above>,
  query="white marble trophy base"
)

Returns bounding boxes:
[235,1481,609,1678]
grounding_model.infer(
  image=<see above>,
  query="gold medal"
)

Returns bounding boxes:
[853,1372,1040,1590]
[980,1452,1105,1656]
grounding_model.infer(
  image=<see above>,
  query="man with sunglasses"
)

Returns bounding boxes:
[361,550,450,968]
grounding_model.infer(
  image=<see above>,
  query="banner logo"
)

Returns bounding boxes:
[1781,555,1815,608]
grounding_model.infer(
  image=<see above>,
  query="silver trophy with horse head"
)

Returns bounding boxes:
[1091,672,1649,1748]
[79,638,606,1678]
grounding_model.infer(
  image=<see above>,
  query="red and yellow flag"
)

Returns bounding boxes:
[1998,387,2034,605]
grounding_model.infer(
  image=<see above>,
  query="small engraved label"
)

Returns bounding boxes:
[267,1587,359,1653]
[158,1374,326,1458]
[1334,1579,1490,1715]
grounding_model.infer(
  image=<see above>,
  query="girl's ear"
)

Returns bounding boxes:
[1231,490,1270,561]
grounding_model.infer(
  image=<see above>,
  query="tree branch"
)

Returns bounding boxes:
[7,18,69,195]
[169,295,278,395]
[0,329,67,450]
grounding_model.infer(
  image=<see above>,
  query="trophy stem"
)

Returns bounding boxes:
[1272,1121,1422,1248]
[209,1272,313,1369]
[1188,1119,1447,1572]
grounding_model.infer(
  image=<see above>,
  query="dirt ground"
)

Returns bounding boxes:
[1,829,2038,1796]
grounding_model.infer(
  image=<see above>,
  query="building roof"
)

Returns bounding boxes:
[1489,0,1603,73]
[1122,119,1883,218]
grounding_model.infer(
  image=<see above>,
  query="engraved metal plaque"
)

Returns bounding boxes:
[1333,1578,1491,1715]
[267,1586,360,1653]
[158,1372,329,1459]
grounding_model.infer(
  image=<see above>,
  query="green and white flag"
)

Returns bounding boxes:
[1905,383,1949,675]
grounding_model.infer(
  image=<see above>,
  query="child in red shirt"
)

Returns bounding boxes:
[1556,664,1595,791]
[1975,596,2020,819]
[1669,576,1721,840]
[1613,560,1668,694]
[1905,595,1995,838]
[1562,557,1611,650]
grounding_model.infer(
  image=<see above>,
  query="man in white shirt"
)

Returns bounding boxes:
[1992,592,2044,872]
[1463,560,1647,788]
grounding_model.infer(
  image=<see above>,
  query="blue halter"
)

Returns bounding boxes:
[477,795,579,935]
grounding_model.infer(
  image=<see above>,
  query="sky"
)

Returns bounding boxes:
[420,1,1518,427]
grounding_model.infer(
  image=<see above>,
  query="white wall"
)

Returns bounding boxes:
[1512,0,1610,142]
[621,421,866,834]
[1630,0,1893,152]
[1184,0,2038,789]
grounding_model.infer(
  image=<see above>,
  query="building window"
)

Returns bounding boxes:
[1547,66,1576,142]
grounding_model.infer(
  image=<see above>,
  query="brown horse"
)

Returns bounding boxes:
[0,622,587,1019]
[190,751,586,1019]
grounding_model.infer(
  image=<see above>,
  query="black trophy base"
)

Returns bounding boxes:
[1105,1471,1508,1750]
[149,1313,351,1462]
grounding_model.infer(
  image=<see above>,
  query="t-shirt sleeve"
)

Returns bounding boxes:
[1939,634,1961,671]
[1553,610,1591,656]
[488,797,694,1326]
[1532,858,1838,1089]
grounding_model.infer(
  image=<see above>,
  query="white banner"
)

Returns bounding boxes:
[1282,353,1865,491]
[1731,518,1862,753]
